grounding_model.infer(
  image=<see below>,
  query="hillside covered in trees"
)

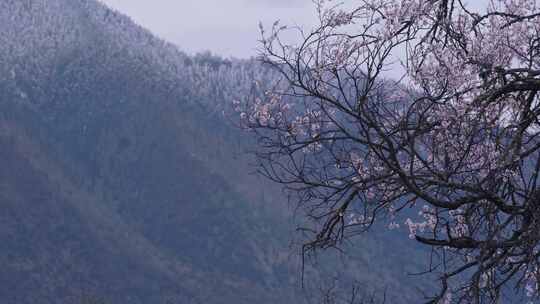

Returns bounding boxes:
[0,0,429,303]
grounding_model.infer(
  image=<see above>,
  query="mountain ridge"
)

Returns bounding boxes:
[0,1,429,303]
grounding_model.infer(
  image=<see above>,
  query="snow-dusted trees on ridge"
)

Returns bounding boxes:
[0,0,276,118]
[240,0,540,302]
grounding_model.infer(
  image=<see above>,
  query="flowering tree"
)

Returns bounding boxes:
[239,0,540,302]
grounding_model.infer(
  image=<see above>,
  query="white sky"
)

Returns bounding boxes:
[99,0,317,58]
[97,0,489,77]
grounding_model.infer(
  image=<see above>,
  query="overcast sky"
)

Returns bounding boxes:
[99,0,317,58]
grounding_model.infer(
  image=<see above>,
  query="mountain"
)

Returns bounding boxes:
[0,0,429,303]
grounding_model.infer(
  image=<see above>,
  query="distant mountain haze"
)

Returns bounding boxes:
[0,0,427,303]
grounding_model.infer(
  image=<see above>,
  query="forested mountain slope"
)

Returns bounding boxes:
[0,0,428,303]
